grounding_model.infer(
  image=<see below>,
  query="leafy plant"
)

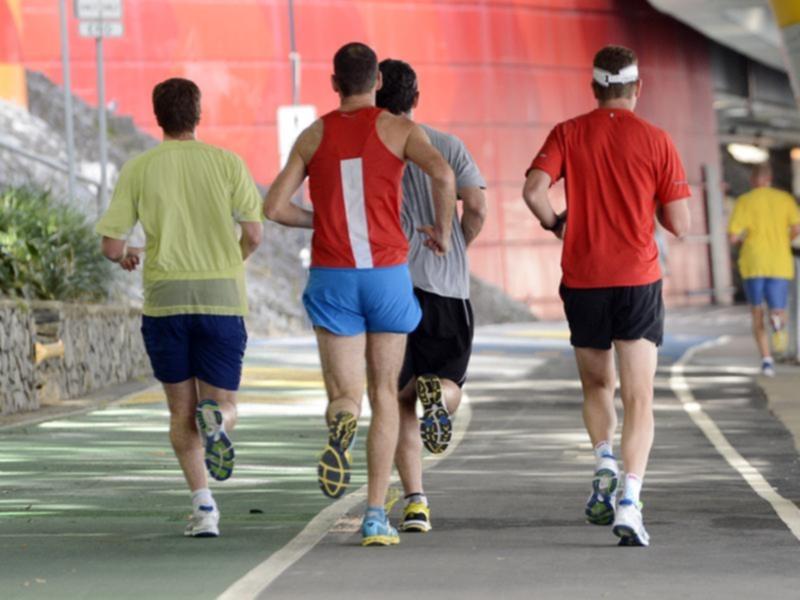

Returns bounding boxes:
[0,187,112,301]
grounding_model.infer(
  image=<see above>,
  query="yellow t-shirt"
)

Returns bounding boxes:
[95,141,262,317]
[728,186,800,279]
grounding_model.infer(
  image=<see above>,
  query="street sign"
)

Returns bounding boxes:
[75,0,123,20]
[277,105,317,168]
[78,20,123,38]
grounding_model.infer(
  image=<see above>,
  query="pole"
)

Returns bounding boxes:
[702,163,733,305]
[96,34,108,217]
[58,0,77,206]
[288,0,300,105]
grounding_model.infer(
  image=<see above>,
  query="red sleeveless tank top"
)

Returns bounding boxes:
[307,107,407,268]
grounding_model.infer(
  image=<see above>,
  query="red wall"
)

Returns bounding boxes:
[16,0,717,316]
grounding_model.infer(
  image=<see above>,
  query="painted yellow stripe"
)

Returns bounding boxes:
[771,0,800,27]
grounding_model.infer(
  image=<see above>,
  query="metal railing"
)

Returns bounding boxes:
[0,134,103,215]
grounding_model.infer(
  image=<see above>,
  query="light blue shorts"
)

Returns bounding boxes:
[303,264,422,336]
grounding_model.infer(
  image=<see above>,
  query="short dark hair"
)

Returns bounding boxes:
[333,42,378,97]
[152,78,201,136]
[592,45,638,101]
[376,59,418,115]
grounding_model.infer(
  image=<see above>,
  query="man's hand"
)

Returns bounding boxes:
[118,246,142,271]
[417,225,450,256]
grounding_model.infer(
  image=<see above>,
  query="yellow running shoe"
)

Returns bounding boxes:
[772,329,788,356]
[317,411,358,499]
[400,501,432,533]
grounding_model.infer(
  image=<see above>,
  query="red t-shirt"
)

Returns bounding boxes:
[528,108,690,288]
[307,107,407,269]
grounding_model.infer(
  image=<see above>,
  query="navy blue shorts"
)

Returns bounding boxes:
[141,315,247,391]
[303,264,422,336]
[743,277,790,310]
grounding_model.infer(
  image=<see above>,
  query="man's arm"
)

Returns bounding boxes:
[263,128,316,228]
[101,237,143,271]
[656,199,691,239]
[522,169,564,238]
[403,124,456,255]
[239,221,263,260]
[460,186,487,246]
[791,224,800,240]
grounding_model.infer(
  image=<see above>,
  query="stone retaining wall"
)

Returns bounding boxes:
[0,300,151,416]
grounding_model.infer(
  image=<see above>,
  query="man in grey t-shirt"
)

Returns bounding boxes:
[377,58,487,534]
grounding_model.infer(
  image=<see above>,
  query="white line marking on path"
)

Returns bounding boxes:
[670,336,800,542]
[218,395,473,600]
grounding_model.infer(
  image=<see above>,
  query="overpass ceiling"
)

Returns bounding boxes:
[648,0,784,70]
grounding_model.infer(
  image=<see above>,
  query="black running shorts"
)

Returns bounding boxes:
[559,280,664,350]
[398,288,475,388]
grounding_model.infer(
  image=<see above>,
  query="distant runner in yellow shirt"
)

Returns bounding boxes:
[728,163,800,376]
[96,78,263,537]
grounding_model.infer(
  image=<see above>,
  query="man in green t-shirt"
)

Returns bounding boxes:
[96,78,263,538]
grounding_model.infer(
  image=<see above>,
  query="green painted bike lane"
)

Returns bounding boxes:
[0,337,368,600]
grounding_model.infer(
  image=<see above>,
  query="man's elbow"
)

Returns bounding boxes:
[263,198,280,223]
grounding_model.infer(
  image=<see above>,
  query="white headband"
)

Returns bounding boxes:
[593,64,639,87]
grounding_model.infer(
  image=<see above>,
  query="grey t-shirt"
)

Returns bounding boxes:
[402,124,486,299]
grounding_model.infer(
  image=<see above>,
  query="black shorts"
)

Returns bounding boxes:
[559,280,664,350]
[399,288,474,388]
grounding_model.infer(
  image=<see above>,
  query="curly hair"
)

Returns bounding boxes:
[376,59,418,115]
[592,45,638,101]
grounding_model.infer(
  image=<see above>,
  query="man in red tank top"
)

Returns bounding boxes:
[264,42,457,546]
[523,46,691,547]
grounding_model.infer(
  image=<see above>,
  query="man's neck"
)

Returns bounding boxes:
[339,92,375,112]
[598,98,636,111]
[163,131,196,142]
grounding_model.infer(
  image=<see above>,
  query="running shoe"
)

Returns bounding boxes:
[317,411,358,499]
[761,358,776,378]
[361,514,400,546]
[612,499,650,547]
[184,505,220,538]
[399,501,432,533]
[196,399,235,482]
[418,375,452,454]
[585,457,619,526]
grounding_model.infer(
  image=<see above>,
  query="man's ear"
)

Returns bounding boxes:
[413,91,420,109]
[374,70,383,93]
[591,81,601,101]
[331,74,340,94]
[635,79,643,98]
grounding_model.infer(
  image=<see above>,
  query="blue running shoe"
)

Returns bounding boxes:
[318,411,358,499]
[585,457,618,526]
[196,399,235,482]
[417,375,451,454]
[361,514,400,547]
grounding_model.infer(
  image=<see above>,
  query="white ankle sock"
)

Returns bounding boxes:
[405,493,428,507]
[192,488,216,513]
[622,474,642,504]
[593,441,616,470]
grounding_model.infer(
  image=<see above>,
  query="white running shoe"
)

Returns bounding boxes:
[612,499,649,547]
[761,359,776,378]
[585,456,619,526]
[184,507,220,538]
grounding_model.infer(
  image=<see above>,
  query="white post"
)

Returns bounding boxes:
[58,0,77,206]
[96,34,108,217]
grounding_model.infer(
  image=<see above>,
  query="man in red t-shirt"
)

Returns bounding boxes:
[522,45,691,547]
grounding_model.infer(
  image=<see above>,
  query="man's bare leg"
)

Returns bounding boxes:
[316,328,367,422]
[395,377,462,497]
[574,347,619,525]
[574,347,617,446]
[365,332,406,508]
[751,305,771,360]
[164,379,206,492]
[314,328,366,499]
[615,338,657,510]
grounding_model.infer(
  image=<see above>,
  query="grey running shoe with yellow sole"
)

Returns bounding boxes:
[318,411,358,499]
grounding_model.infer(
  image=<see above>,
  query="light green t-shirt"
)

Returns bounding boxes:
[95,140,262,317]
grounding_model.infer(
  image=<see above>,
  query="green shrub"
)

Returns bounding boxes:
[0,187,113,301]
